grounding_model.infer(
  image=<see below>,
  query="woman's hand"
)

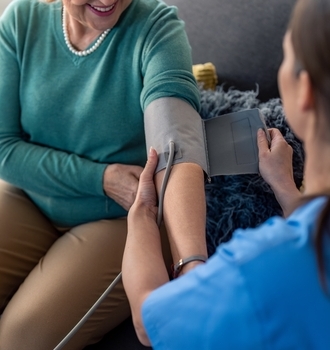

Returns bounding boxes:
[257,128,302,216]
[103,163,144,211]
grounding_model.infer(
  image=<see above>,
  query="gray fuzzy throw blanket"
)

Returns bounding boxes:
[199,87,305,256]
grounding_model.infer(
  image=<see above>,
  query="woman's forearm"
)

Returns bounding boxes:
[155,162,207,274]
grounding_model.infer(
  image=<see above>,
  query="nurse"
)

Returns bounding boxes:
[123,0,330,348]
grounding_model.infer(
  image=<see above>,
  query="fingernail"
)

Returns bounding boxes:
[149,146,154,155]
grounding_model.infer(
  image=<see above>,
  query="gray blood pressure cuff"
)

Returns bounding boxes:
[144,97,208,174]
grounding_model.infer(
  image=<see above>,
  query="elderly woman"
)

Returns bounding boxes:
[0,0,208,349]
[123,0,330,348]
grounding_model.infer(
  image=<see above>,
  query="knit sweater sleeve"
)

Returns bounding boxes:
[140,4,201,112]
[0,0,107,198]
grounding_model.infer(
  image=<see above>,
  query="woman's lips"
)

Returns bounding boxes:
[88,2,118,16]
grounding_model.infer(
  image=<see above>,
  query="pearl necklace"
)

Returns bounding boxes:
[62,8,111,57]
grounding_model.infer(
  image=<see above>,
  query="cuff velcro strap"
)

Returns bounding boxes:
[172,255,207,279]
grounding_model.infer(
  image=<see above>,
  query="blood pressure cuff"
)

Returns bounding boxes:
[144,97,208,175]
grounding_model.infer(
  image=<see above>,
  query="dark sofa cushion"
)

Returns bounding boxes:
[165,0,296,101]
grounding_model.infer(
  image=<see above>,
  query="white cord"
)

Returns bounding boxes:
[53,141,176,349]
[157,141,175,227]
[53,273,122,350]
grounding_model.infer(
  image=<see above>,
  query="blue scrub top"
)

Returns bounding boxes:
[142,198,330,349]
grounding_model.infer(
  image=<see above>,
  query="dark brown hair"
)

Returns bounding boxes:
[290,0,330,113]
[289,0,330,291]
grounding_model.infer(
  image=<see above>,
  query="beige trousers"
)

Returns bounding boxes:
[0,180,171,350]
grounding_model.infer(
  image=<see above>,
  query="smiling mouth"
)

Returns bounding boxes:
[89,2,117,13]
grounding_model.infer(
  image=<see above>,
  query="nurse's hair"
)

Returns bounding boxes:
[290,0,330,115]
[289,0,330,293]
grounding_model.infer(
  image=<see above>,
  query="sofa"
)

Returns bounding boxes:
[86,0,301,349]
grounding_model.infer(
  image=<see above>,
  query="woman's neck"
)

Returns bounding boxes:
[65,12,104,51]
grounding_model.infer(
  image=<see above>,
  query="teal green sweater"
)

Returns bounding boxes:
[0,0,200,226]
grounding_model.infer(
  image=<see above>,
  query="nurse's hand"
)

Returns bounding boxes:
[258,128,294,188]
[103,163,144,211]
[257,128,302,216]
[129,147,158,220]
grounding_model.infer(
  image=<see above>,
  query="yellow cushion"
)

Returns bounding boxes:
[192,62,218,90]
